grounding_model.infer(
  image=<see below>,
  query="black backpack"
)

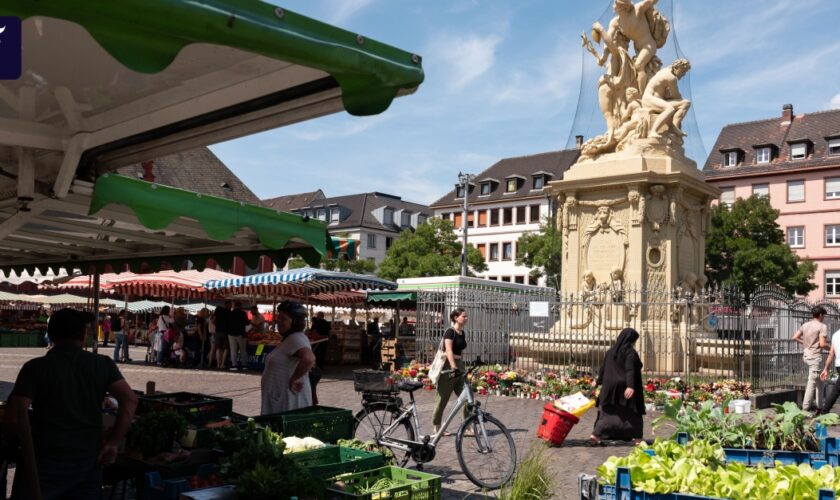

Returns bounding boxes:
[110,315,122,331]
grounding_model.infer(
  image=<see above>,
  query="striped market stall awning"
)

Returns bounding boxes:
[205,267,396,297]
[108,269,240,299]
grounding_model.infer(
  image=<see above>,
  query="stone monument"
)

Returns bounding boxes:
[543,0,720,372]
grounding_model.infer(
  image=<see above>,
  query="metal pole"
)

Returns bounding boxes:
[458,172,473,277]
[92,269,100,354]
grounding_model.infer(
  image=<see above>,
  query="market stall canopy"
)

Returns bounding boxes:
[0,269,71,286]
[0,290,40,309]
[0,0,424,178]
[0,174,331,274]
[17,293,119,307]
[107,269,239,299]
[105,300,170,314]
[204,267,397,296]
[47,272,136,292]
[366,291,417,303]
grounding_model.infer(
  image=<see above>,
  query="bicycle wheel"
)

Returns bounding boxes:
[456,413,517,489]
[354,402,416,467]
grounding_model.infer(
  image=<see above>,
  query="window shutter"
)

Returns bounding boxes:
[826,178,840,199]
[791,143,807,159]
[787,181,804,202]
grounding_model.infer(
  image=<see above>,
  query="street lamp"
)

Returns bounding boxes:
[458,171,475,276]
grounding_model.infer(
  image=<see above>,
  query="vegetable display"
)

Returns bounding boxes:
[654,400,839,452]
[337,438,396,465]
[126,410,187,459]
[597,439,840,499]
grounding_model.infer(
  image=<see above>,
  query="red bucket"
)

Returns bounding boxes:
[536,403,579,446]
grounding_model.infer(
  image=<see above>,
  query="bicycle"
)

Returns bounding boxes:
[352,366,517,490]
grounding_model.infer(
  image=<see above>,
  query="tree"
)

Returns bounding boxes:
[378,218,488,281]
[705,195,816,296]
[516,215,562,289]
[287,255,376,274]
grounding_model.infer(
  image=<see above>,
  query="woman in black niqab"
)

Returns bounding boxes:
[590,327,645,445]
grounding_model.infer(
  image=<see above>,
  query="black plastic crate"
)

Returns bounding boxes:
[137,392,233,423]
[353,369,398,393]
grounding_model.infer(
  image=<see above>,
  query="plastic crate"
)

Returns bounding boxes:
[142,464,224,500]
[326,466,441,500]
[353,369,398,393]
[594,467,835,500]
[288,445,386,479]
[137,392,233,423]
[536,403,578,446]
[676,433,838,468]
[254,405,354,443]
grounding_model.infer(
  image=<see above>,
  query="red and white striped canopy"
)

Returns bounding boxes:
[108,269,240,299]
[50,272,138,293]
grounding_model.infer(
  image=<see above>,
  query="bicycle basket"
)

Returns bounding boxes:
[353,369,398,393]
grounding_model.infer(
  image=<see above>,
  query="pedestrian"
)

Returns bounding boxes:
[101,314,111,347]
[431,308,470,436]
[156,306,174,366]
[250,305,267,334]
[2,308,138,499]
[261,300,316,414]
[590,328,645,445]
[196,308,209,368]
[793,306,830,411]
[366,317,381,366]
[228,301,249,371]
[213,300,232,369]
[819,327,840,415]
[112,310,130,363]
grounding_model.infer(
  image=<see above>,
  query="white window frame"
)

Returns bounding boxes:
[826,271,840,296]
[790,142,807,160]
[532,176,544,190]
[786,226,805,248]
[367,233,377,249]
[317,209,326,221]
[752,184,769,198]
[826,177,840,200]
[825,224,840,247]
[756,147,771,164]
[330,208,340,222]
[502,242,513,261]
[489,243,499,261]
[787,180,805,203]
[506,179,517,193]
[724,151,738,167]
[720,187,735,206]
[480,182,491,195]
[829,138,840,156]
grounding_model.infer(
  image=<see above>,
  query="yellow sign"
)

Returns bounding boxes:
[255,344,265,356]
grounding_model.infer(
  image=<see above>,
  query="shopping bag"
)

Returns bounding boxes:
[427,338,446,384]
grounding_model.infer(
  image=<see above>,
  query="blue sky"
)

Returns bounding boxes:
[210,0,840,206]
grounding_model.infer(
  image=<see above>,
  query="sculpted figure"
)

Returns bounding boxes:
[613,87,650,149]
[609,267,625,303]
[605,0,669,93]
[582,22,635,140]
[642,59,692,140]
[581,270,598,301]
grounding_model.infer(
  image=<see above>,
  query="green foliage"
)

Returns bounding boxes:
[378,218,487,281]
[499,443,553,499]
[515,215,561,289]
[706,195,816,296]
[287,255,375,274]
[126,410,187,458]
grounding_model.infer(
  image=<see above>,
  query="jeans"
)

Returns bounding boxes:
[803,356,823,410]
[432,359,468,426]
[113,331,129,361]
[12,451,101,500]
[229,335,248,368]
[822,367,840,414]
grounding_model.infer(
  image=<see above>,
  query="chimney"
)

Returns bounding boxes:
[575,135,584,149]
[141,160,155,182]
[782,104,793,124]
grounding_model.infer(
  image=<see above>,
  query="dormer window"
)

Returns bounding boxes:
[532,176,544,190]
[330,208,340,222]
[384,208,394,225]
[400,211,411,227]
[828,138,840,156]
[724,151,738,167]
[456,186,465,198]
[506,179,518,193]
[316,209,326,221]
[790,142,808,160]
[756,147,771,164]
[480,182,491,195]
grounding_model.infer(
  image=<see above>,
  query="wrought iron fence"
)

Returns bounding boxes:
[414,283,840,394]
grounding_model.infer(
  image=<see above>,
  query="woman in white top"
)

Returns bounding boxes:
[155,306,174,366]
[260,300,316,415]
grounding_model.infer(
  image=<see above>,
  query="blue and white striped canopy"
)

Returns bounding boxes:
[204,267,397,295]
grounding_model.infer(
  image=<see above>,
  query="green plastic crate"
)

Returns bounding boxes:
[254,405,354,443]
[289,445,385,480]
[326,466,441,500]
[28,332,42,347]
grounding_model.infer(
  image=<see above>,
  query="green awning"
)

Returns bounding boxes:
[367,291,417,303]
[90,174,327,252]
[3,0,424,117]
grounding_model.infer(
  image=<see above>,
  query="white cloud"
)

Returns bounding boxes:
[428,33,503,90]
[283,115,390,143]
[326,0,374,25]
[830,93,840,109]
[488,42,579,105]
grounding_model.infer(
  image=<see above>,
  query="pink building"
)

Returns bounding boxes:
[703,104,840,300]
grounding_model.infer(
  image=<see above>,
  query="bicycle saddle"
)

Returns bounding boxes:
[397,380,424,393]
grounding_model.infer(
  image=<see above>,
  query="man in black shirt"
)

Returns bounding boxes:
[3,308,138,499]
[228,301,250,371]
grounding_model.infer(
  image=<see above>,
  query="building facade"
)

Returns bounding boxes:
[264,191,432,267]
[430,150,579,286]
[703,104,840,299]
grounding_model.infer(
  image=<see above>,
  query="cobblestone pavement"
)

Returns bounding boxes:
[4,347,835,499]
